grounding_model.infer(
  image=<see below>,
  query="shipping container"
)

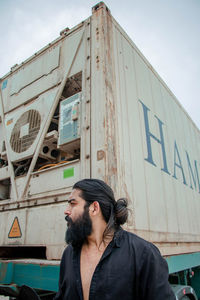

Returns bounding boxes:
[0,2,200,299]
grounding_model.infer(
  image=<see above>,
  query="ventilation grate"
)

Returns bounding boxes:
[10,110,41,153]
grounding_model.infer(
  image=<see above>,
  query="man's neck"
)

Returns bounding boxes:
[85,228,114,251]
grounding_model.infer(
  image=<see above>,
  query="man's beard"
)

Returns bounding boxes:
[65,206,92,248]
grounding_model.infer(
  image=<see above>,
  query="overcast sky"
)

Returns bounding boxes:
[0,0,199,129]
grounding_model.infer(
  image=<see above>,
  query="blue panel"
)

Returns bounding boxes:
[166,252,200,274]
[2,80,8,90]
[0,261,60,292]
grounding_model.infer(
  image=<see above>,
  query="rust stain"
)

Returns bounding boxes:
[96,55,100,70]
[93,4,118,194]
[111,166,117,174]
[6,118,13,126]
[97,150,105,161]
[103,117,106,128]
[103,11,118,193]
[98,168,102,174]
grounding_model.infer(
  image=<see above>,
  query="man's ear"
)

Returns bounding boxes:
[89,201,100,215]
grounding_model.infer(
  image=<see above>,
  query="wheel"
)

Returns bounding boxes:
[181,296,190,300]
[18,285,40,300]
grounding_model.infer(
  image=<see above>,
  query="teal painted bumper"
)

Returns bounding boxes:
[0,260,60,293]
[1,252,200,295]
[166,252,200,274]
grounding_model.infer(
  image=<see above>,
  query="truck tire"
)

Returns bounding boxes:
[18,285,40,300]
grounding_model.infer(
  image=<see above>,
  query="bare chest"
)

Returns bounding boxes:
[80,247,103,300]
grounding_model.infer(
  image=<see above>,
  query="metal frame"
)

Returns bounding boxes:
[0,260,59,296]
[166,252,200,274]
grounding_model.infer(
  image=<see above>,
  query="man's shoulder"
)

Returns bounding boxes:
[122,229,160,254]
[61,244,74,260]
[122,229,149,244]
[64,244,73,252]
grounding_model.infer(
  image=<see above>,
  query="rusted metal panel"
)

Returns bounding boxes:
[25,203,66,259]
[90,10,107,183]
[0,17,91,259]
[1,202,67,260]
[9,176,25,200]
[28,161,80,196]
[10,46,60,96]
[80,20,91,179]
[109,16,200,255]
[83,4,200,256]
[91,4,118,192]
[2,26,86,113]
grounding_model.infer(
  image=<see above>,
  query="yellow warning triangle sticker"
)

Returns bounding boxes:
[8,217,22,238]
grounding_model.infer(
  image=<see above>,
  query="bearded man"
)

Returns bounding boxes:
[54,179,175,300]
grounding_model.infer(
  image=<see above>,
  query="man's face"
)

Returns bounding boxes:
[64,189,92,248]
[64,189,86,222]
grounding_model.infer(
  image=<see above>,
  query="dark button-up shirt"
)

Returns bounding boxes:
[54,229,175,299]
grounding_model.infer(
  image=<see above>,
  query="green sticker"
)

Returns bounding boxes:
[63,167,74,179]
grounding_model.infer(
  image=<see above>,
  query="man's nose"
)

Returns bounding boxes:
[64,208,71,216]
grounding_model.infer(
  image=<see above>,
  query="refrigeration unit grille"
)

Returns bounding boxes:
[10,110,41,153]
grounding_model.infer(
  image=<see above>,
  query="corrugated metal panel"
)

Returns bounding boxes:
[29,162,80,195]
[110,16,200,251]
[2,202,67,259]
[91,5,118,190]
[0,17,92,259]
[2,26,85,113]
[10,46,60,96]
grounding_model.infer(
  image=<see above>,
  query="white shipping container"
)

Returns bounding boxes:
[0,2,199,260]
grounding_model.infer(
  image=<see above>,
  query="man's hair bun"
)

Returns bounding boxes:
[115,198,128,225]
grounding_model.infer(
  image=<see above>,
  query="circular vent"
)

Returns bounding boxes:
[10,110,41,153]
